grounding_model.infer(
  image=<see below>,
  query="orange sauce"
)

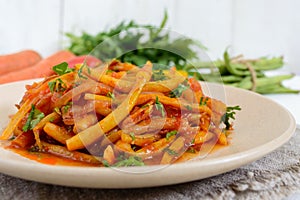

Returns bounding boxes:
[5,146,100,167]
[4,142,228,167]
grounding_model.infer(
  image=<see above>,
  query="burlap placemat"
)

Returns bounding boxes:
[1,129,299,200]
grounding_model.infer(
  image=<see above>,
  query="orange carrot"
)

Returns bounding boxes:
[0,50,42,76]
[0,50,75,84]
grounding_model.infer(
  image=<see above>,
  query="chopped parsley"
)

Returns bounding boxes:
[166,130,177,140]
[48,78,67,93]
[152,69,167,81]
[129,132,135,141]
[191,138,195,145]
[54,107,61,115]
[28,145,40,152]
[186,147,196,153]
[155,96,165,117]
[164,148,178,156]
[169,84,189,98]
[221,105,241,130]
[87,66,91,74]
[107,91,115,99]
[52,62,73,75]
[199,97,209,106]
[22,105,45,132]
[49,117,55,123]
[62,102,73,114]
[132,145,137,151]
[102,160,111,167]
[106,69,114,74]
[185,105,192,111]
[103,155,145,167]
[78,64,88,79]
[141,104,150,108]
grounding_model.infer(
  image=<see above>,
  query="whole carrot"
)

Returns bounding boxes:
[0,50,42,75]
[0,50,75,84]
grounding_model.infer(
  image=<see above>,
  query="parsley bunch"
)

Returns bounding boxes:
[66,11,205,70]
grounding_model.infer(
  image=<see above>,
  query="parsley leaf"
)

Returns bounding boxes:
[164,148,178,156]
[221,105,241,130]
[52,62,73,75]
[22,105,35,132]
[78,64,88,79]
[155,96,165,117]
[169,84,188,98]
[191,138,195,145]
[152,69,167,81]
[186,147,196,153]
[185,105,192,111]
[199,97,209,106]
[22,105,45,132]
[129,132,135,141]
[141,104,150,108]
[48,81,56,93]
[113,156,145,167]
[66,12,205,70]
[49,117,55,122]
[28,145,40,152]
[54,107,61,115]
[62,102,73,114]
[166,130,177,140]
[48,78,67,93]
[107,91,115,99]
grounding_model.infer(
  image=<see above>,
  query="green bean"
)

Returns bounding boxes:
[231,74,295,90]
[256,84,299,94]
[221,75,244,83]
[252,57,284,71]
[185,51,297,94]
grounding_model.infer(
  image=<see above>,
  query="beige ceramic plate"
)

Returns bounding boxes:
[0,80,296,188]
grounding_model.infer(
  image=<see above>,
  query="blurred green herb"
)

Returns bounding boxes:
[66,11,205,70]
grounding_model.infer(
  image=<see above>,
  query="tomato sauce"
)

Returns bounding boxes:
[5,146,100,167]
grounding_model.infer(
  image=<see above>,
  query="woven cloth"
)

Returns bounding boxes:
[1,129,299,200]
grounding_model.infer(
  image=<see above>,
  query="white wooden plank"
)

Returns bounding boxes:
[232,0,300,73]
[0,0,61,57]
[172,0,234,60]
